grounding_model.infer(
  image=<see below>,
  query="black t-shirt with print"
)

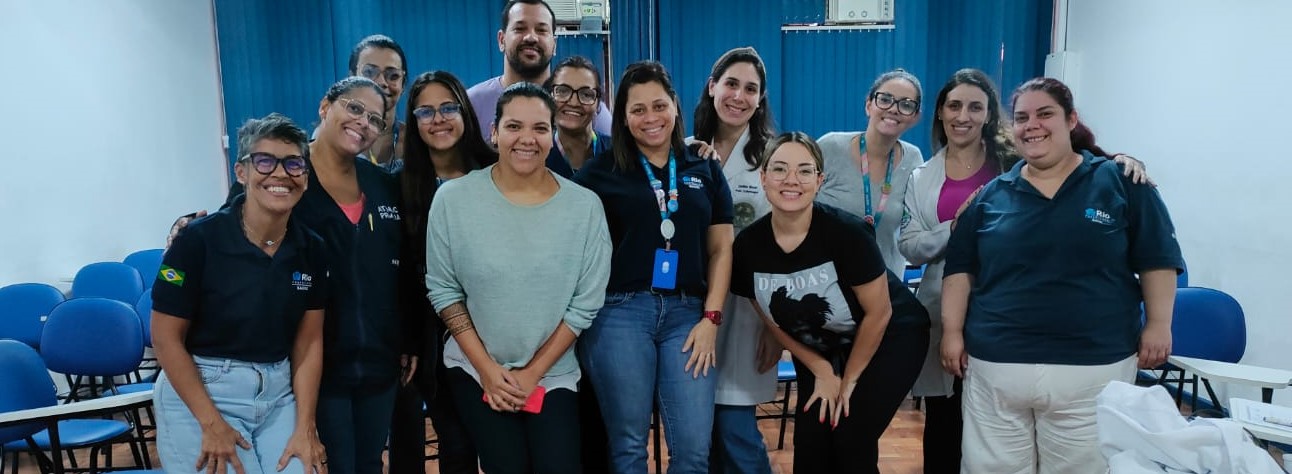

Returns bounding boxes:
[732,203,928,360]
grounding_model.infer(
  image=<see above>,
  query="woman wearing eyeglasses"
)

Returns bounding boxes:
[389,70,497,474]
[348,34,408,167]
[542,56,610,179]
[298,76,408,474]
[152,113,328,474]
[818,69,925,278]
[731,132,928,474]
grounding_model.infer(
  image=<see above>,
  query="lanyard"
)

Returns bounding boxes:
[639,152,678,243]
[859,135,895,226]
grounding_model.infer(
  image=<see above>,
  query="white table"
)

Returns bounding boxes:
[1168,355,1292,408]
[0,391,152,474]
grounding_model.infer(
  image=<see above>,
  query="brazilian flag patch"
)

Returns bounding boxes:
[159,265,185,287]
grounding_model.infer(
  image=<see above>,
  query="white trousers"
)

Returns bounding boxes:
[961,355,1137,474]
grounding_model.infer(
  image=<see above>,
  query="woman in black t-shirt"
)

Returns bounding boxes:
[731,132,929,474]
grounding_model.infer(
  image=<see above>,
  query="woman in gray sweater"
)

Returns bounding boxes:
[424,82,612,474]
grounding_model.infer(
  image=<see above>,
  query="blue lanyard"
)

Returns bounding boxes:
[859,135,895,226]
[639,152,678,221]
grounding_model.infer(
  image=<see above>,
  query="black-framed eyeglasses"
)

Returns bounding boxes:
[550,84,600,105]
[240,152,308,177]
[360,64,405,84]
[765,164,820,183]
[871,91,920,116]
[413,103,464,123]
[337,98,388,131]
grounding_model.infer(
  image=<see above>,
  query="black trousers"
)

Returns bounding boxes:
[921,377,964,474]
[447,368,581,474]
[577,366,610,474]
[791,323,928,474]
[388,355,479,474]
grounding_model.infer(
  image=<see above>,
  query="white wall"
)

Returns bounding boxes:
[0,1,229,289]
[1059,0,1292,403]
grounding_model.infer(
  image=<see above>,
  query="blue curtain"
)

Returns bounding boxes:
[214,0,1049,166]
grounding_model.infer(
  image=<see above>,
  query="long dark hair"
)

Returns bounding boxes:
[931,69,1018,172]
[693,47,775,169]
[611,61,688,171]
[1011,77,1111,157]
[399,71,497,251]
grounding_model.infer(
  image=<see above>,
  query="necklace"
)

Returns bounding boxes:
[948,142,985,170]
[242,217,285,247]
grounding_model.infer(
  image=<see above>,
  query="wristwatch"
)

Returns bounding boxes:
[703,310,723,326]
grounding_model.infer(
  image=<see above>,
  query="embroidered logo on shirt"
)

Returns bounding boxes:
[1084,208,1114,226]
[159,265,185,287]
[292,272,313,291]
[682,176,704,189]
[377,205,401,221]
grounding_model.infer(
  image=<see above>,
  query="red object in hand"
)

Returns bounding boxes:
[482,386,547,414]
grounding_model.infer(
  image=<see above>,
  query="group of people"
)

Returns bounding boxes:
[147,1,1184,473]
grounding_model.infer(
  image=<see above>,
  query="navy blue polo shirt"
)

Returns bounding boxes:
[546,132,611,179]
[944,151,1184,365]
[226,159,407,385]
[152,194,328,363]
[576,146,734,294]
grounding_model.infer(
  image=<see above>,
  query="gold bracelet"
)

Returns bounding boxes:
[439,310,468,322]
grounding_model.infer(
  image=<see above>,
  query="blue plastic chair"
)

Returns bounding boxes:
[122,249,164,290]
[0,339,139,473]
[1157,287,1245,412]
[71,262,144,304]
[134,289,153,349]
[0,283,65,349]
[40,298,145,400]
[1177,264,1189,288]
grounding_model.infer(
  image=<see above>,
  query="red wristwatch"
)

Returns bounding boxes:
[703,310,723,326]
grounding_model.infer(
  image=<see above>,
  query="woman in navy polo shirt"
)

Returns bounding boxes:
[575,60,735,474]
[152,113,328,474]
[390,69,495,474]
[941,77,1183,473]
[542,55,610,179]
[731,132,928,474]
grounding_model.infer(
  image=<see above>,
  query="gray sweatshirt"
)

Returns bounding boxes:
[425,166,612,389]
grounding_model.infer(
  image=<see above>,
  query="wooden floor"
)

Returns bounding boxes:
[8,385,926,473]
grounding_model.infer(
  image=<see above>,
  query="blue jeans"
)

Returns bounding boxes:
[154,356,304,474]
[579,291,717,474]
[709,404,771,474]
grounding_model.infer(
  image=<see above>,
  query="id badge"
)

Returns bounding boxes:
[651,248,679,290]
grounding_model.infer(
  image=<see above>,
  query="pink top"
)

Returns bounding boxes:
[937,164,997,223]
[337,193,366,225]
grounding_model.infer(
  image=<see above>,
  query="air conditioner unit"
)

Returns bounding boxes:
[828,0,894,23]
[550,0,609,29]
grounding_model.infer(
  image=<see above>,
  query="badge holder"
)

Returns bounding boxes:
[651,218,678,290]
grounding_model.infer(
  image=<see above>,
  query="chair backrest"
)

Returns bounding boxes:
[71,262,144,304]
[1177,262,1189,288]
[1171,287,1245,363]
[40,298,144,377]
[0,340,58,443]
[0,283,65,349]
[135,289,153,348]
[122,249,165,290]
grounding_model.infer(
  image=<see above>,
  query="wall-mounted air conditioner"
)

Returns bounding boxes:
[827,0,894,24]
[550,0,609,30]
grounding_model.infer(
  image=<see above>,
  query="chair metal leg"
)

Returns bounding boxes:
[776,380,792,450]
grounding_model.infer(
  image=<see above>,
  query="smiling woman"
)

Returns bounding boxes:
[575,60,735,474]
[425,82,612,474]
[817,69,926,278]
[152,113,328,474]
